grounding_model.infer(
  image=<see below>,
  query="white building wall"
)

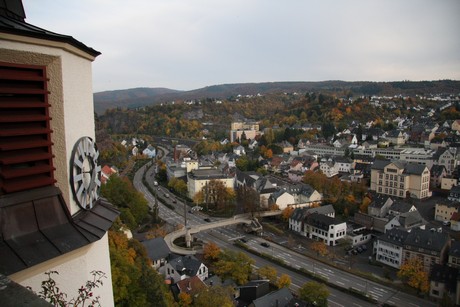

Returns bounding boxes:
[374,240,403,269]
[10,234,114,307]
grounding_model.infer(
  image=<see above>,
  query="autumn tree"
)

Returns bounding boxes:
[281,207,295,222]
[203,242,221,262]
[236,185,260,216]
[109,230,175,306]
[397,258,429,293]
[145,225,167,239]
[214,249,254,285]
[257,266,277,284]
[298,281,329,307]
[359,195,372,213]
[200,180,236,211]
[193,285,234,307]
[310,241,328,257]
[178,292,192,307]
[168,177,188,196]
[277,274,291,289]
[156,160,168,183]
[101,175,149,229]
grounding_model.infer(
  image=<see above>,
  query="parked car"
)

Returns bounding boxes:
[261,242,270,248]
[204,218,211,222]
[443,220,451,226]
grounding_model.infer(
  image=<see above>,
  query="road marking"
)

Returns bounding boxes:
[368,290,383,298]
[290,282,300,289]
[327,299,344,307]
[336,281,345,286]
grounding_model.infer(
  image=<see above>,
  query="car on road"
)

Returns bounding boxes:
[204,218,211,222]
[164,193,169,198]
[261,242,270,248]
[240,238,248,243]
[172,199,177,203]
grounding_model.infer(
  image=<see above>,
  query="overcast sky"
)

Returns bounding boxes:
[24,0,460,93]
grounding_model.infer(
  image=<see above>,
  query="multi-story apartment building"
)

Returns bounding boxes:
[435,200,460,223]
[402,228,450,272]
[374,228,409,269]
[230,119,261,142]
[187,167,234,199]
[0,2,117,304]
[448,241,460,269]
[370,160,431,199]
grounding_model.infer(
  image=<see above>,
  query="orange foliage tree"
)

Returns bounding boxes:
[281,207,295,221]
[310,241,328,257]
[277,274,291,289]
[203,242,221,262]
[397,258,429,293]
[178,292,192,307]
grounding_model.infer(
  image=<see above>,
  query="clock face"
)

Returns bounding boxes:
[70,136,101,210]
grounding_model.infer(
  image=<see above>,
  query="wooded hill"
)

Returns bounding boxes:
[94,80,460,115]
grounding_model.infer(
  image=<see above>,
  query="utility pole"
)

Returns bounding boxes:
[184,200,187,226]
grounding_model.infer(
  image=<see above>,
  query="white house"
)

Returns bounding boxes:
[304,213,347,246]
[142,237,171,271]
[142,144,156,158]
[165,255,208,282]
[334,157,354,173]
[374,228,409,269]
[320,160,339,178]
[288,205,335,235]
[269,190,296,210]
[233,145,246,156]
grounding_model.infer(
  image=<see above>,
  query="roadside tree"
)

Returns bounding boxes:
[277,274,291,289]
[298,281,329,307]
[214,249,254,285]
[397,258,429,294]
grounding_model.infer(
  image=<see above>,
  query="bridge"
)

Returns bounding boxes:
[164,211,281,255]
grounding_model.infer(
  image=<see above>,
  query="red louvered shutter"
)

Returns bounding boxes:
[0,62,56,195]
